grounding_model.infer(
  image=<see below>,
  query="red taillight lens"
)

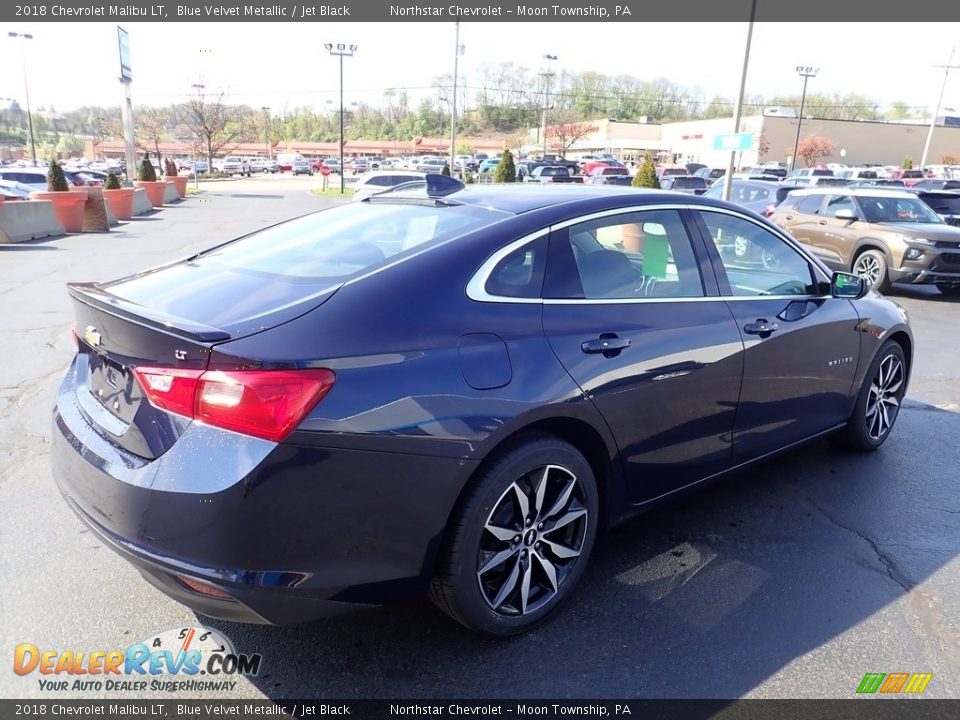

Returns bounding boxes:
[133,367,204,417]
[763,204,776,217]
[134,367,334,442]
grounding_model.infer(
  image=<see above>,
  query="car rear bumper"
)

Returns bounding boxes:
[51,362,473,625]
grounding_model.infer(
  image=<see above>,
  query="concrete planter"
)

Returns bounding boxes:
[164,175,188,199]
[134,180,167,208]
[102,188,136,221]
[29,190,87,233]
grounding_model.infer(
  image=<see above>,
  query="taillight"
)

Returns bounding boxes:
[133,367,334,442]
[763,205,776,217]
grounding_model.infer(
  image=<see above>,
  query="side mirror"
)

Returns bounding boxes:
[834,208,857,221]
[831,271,868,299]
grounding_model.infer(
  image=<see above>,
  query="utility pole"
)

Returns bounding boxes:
[449,21,461,176]
[790,66,819,172]
[919,47,959,171]
[541,54,557,158]
[722,0,756,202]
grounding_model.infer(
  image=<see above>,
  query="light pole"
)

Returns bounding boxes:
[790,65,819,172]
[324,42,357,194]
[261,106,271,158]
[919,47,959,171]
[8,32,36,166]
[449,21,462,176]
[721,0,757,203]
[541,54,557,158]
[191,83,205,189]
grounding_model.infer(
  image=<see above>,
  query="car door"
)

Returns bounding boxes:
[813,193,861,268]
[541,206,745,503]
[693,208,861,461]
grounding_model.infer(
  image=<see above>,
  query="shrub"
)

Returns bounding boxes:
[46,158,69,192]
[441,163,451,177]
[464,172,475,184]
[493,149,516,183]
[901,157,913,170]
[164,158,178,176]
[137,153,158,182]
[104,172,122,190]
[632,151,660,188]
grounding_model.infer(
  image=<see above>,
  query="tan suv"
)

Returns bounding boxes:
[770,188,960,295]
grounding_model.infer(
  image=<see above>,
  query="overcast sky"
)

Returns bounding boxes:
[1,22,957,117]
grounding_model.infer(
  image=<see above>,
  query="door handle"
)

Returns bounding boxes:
[743,319,779,336]
[818,220,828,225]
[581,335,631,355]
[784,215,794,221]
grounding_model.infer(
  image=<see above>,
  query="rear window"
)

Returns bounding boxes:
[673,177,706,188]
[186,202,511,282]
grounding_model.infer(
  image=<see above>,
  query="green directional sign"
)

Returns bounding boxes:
[713,133,754,151]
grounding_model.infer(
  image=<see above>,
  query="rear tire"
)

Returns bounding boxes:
[430,434,598,636]
[852,248,891,293]
[836,340,906,451]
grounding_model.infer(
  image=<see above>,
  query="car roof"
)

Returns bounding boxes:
[789,187,916,199]
[395,184,730,215]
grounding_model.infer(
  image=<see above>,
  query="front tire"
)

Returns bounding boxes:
[852,248,891,293]
[430,434,598,636]
[837,340,906,451]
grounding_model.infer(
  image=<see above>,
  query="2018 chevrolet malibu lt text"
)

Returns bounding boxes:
[52,181,912,636]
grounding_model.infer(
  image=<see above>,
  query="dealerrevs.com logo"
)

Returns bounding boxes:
[14,626,262,693]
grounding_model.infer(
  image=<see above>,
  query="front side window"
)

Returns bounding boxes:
[545,209,704,300]
[698,211,818,297]
[857,195,942,224]
[795,194,825,215]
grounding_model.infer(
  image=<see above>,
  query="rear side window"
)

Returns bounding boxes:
[796,195,824,214]
[484,236,547,298]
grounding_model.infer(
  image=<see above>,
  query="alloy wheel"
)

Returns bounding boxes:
[865,354,904,441]
[477,464,588,616]
[854,253,883,287]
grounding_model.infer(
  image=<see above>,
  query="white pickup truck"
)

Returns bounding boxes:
[219,156,251,177]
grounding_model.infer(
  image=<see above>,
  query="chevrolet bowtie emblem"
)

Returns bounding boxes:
[83,325,101,347]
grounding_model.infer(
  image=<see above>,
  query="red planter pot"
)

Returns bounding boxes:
[133,180,168,208]
[29,190,88,233]
[102,188,136,221]
[164,175,189,199]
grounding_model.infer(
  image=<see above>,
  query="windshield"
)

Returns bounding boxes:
[858,195,943,224]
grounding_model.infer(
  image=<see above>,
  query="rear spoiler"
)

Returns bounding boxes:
[67,282,231,343]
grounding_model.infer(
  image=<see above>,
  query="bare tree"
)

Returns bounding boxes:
[178,91,245,170]
[547,110,598,156]
[135,107,170,165]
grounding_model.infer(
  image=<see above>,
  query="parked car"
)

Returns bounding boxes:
[909,190,960,227]
[52,181,912,637]
[321,159,341,174]
[291,158,314,176]
[348,158,369,174]
[656,166,688,181]
[352,170,427,202]
[889,168,925,186]
[909,179,960,191]
[702,180,797,218]
[250,157,279,174]
[0,179,33,200]
[659,176,708,194]
[0,167,95,190]
[416,157,449,174]
[780,176,850,189]
[583,167,631,185]
[770,187,960,294]
[694,167,726,184]
[479,158,500,174]
[220,156,252,177]
[526,165,582,183]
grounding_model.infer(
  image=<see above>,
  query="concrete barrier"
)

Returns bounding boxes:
[0,200,66,243]
[131,188,152,216]
[162,181,180,204]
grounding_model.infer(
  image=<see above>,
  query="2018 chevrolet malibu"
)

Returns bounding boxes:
[52,181,913,636]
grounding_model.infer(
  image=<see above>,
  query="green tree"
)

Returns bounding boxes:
[137,152,157,182]
[632,151,660,188]
[46,158,69,191]
[901,157,913,169]
[104,172,121,190]
[493,149,516,183]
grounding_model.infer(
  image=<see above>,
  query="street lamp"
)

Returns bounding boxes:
[261,106,271,158]
[8,31,36,166]
[790,65,819,172]
[324,42,357,194]
[541,54,557,158]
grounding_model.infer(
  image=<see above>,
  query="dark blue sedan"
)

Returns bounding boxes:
[52,180,913,636]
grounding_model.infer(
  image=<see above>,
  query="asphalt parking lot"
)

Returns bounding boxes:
[1,174,958,700]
